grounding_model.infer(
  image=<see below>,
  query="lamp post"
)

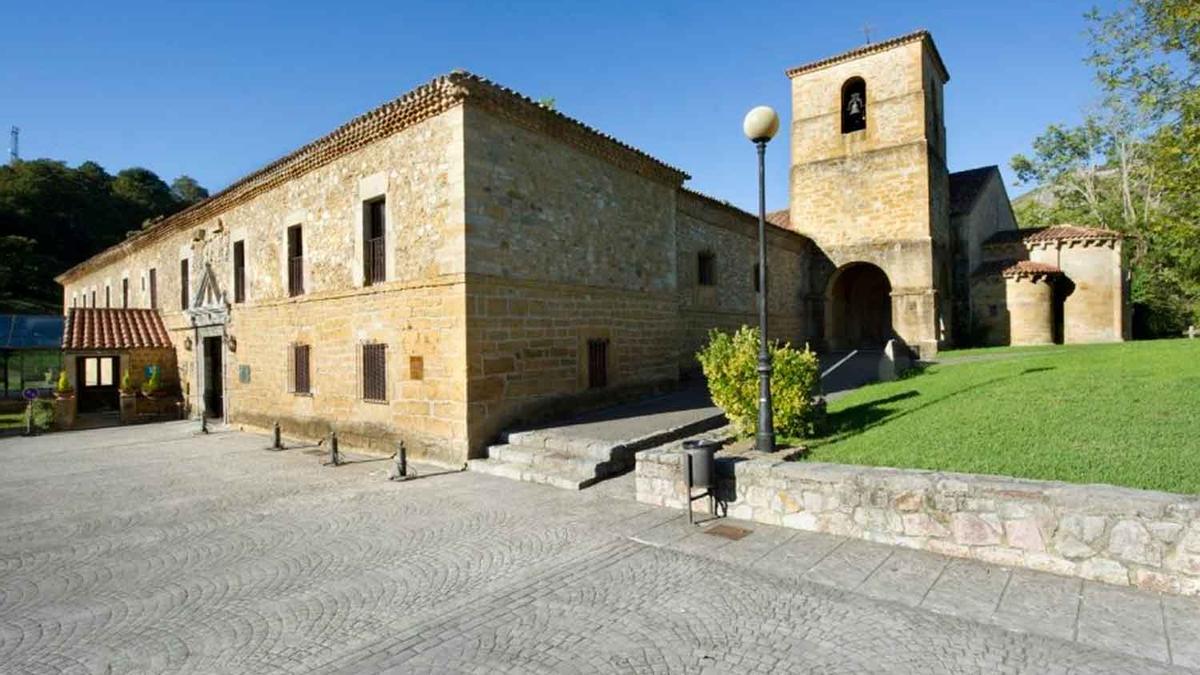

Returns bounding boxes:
[743,106,780,454]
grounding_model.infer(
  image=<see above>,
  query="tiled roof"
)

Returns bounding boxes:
[949,166,999,217]
[62,308,172,350]
[973,259,1063,279]
[985,225,1122,247]
[766,209,790,228]
[58,71,690,283]
[785,30,950,82]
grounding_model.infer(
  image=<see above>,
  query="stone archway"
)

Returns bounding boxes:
[827,262,893,350]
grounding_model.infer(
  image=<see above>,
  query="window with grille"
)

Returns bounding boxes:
[287,225,304,297]
[180,259,190,310]
[363,198,386,286]
[122,278,129,308]
[149,268,158,309]
[361,343,387,401]
[233,240,246,303]
[698,252,716,286]
[291,344,311,394]
[587,338,608,389]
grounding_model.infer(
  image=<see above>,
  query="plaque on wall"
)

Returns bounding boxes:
[239,365,251,384]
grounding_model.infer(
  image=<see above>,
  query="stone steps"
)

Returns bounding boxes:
[470,408,727,491]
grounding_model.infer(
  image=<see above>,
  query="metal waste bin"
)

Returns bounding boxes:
[682,439,720,523]
[682,439,718,489]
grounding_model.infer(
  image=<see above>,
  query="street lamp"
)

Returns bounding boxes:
[743,105,779,454]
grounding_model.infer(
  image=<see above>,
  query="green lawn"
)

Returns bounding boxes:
[807,339,1200,494]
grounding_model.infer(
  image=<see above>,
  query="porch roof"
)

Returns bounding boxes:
[63,308,172,351]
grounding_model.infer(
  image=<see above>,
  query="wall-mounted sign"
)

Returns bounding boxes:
[238,365,251,384]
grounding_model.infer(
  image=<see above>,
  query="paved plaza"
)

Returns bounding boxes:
[1,423,1198,674]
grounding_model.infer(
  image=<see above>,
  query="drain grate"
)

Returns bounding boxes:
[704,524,751,540]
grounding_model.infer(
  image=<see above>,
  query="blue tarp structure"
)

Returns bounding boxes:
[1,315,64,398]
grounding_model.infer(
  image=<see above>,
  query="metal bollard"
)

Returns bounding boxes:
[200,414,209,434]
[272,421,283,449]
[389,441,408,481]
[328,431,340,466]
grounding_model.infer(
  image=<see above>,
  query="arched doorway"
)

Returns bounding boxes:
[828,262,893,349]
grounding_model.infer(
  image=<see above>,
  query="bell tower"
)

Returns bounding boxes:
[786,30,950,357]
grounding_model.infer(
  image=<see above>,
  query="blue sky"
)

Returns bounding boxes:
[2,1,1116,213]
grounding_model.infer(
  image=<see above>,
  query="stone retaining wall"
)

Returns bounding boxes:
[637,449,1200,595]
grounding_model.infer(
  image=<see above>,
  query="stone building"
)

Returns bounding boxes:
[56,30,1126,464]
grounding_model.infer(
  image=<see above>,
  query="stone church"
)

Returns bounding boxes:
[56,30,1127,465]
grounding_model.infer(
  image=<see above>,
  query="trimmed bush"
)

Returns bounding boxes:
[696,326,821,439]
[31,399,54,431]
[141,367,161,396]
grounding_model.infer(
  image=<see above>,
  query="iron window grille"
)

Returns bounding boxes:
[361,342,387,402]
[287,225,304,297]
[180,259,190,310]
[587,338,609,389]
[233,240,246,303]
[290,344,311,395]
[363,198,386,286]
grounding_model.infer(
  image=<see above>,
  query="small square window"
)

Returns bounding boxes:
[697,252,716,286]
[409,356,424,381]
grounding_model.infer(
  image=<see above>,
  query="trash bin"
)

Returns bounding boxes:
[682,439,719,489]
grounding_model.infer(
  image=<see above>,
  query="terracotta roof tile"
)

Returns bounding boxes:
[62,308,172,351]
[985,225,1122,246]
[785,30,950,82]
[973,259,1063,279]
[59,71,690,283]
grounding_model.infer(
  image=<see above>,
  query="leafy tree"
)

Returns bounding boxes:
[0,160,206,313]
[171,175,209,205]
[1011,0,1199,336]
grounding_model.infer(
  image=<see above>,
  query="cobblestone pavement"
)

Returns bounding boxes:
[1,423,1196,674]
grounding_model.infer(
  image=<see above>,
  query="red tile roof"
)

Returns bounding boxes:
[63,308,172,350]
[985,225,1122,246]
[973,259,1063,279]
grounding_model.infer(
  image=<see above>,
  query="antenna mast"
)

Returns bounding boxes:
[8,126,17,163]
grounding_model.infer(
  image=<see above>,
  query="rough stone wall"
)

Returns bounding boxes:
[675,192,817,372]
[461,105,682,453]
[1006,277,1055,345]
[638,450,1200,596]
[969,277,1010,346]
[60,109,470,464]
[952,174,1018,338]
[1028,241,1126,343]
[788,39,944,356]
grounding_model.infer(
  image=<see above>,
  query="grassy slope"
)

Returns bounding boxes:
[809,340,1200,494]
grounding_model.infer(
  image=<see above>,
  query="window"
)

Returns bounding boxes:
[291,344,311,394]
[841,77,867,133]
[287,225,304,297]
[697,252,716,286]
[361,343,387,401]
[91,290,96,307]
[180,259,190,310]
[82,356,116,387]
[409,355,424,381]
[587,338,609,389]
[105,285,111,308]
[149,268,158,309]
[753,263,761,293]
[363,197,386,285]
[122,278,129,308]
[233,240,246,303]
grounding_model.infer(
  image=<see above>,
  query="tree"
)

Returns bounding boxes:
[1011,0,1199,336]
[112,167,179,227]
[171,175,209,205]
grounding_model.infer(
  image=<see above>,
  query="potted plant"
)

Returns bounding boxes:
[120,369,136,395]
[141,367,165,398]
[54,370,74,400]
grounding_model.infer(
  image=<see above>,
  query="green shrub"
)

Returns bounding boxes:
[696,326,822,439]
[121,369,134,393]
[55,370,72,394]
[30,399,54,431]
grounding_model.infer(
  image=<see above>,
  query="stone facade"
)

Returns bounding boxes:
[638,449,1200,596]
[56,32,1130,462]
